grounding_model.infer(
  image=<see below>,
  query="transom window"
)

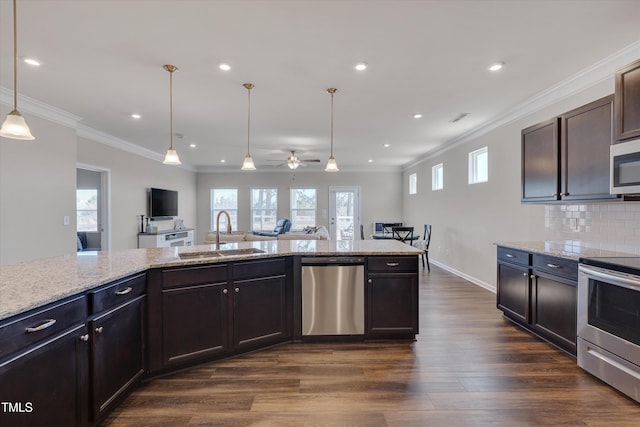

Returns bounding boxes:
[210,189,238,231]
[469,146,488,184]
[432,163,443,191]
[251,188,278,232]
[290,189,317,230]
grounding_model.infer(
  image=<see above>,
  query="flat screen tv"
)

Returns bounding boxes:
[149,188,178,218]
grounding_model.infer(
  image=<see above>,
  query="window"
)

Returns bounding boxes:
[409,173,417,194]
[469,146,488,184]
[290,189,317,230]
[210,189,238,231]
[77,189,98,232]
[251,188,278,232]
[432,163,443,191]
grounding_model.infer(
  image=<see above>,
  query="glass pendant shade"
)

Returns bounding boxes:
[163,148,181,165]
[241,154,256,170]
[0,110,34,140]
[325,155,339,172]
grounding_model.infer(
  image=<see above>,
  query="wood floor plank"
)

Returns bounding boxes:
[101,265,640,426]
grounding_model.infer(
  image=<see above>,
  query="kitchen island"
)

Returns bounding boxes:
[0,239,421,427]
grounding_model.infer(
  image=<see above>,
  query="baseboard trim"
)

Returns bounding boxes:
[429,260,496,293]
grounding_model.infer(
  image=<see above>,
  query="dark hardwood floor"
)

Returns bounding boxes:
[102,265,640,426]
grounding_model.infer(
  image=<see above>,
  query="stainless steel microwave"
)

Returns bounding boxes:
[611,138,640,195]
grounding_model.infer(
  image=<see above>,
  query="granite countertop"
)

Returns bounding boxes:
[495,241,634,261]
[0,239,421,321]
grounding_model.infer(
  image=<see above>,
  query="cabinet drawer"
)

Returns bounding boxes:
[532,254,578,281]
[233,258,286,281]
[497,247,530,266]
[89,273,146,314]
[368,256,417,273]
[162,264,227,289]
[0,295,86,360]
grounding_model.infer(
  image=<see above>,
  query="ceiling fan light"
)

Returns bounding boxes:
[241,154,256,170]
[325,156,339,172]
[163,148,181,165]
[0,110,35,140]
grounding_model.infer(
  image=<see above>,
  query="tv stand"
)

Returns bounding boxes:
[138,229,194,248]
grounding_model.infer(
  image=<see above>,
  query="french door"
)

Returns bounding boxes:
[329,186,360,241]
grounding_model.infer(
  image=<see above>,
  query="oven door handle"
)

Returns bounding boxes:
[579,265,640,292]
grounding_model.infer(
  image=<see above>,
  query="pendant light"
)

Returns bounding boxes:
[0,0,35,140]
[325,88,339,172]
[162,64,181,165]
[241,83,256,170]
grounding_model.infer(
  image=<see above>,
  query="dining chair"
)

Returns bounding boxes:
[382,222,402,235]
[412,224,431,271]
[391,226,414,244]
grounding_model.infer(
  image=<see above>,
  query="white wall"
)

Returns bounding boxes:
[76,137,197,250]
[402,78,621,290]
[0,110,78,264]
[196,170,402,243]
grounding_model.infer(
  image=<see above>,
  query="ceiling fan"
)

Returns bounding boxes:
[270,150,321,169]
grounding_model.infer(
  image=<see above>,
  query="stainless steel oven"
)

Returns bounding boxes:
[577,258,640,402]
[611,138,640,194]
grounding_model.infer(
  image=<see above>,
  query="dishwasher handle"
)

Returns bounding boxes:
[301,256,365,265]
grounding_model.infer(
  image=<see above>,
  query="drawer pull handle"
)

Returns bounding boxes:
[26,319,56,333]
[386,262,400,267]
[546,263,561,269]
[115,287,133,296]
[506,253,515,258]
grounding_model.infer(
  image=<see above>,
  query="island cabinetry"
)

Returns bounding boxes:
[615,59,640,141]
[365,256,418,339]
[496,246,577,355]
[87,273,146,422]
[231,258,291,351]
[159,264,230,368]
[0,296,88,427]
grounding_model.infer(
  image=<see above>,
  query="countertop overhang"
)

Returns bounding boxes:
[495,241,634,261]
[0,240,422,321]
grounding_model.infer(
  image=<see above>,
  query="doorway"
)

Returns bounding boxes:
[76,165,110,251]
[329,186,360,241]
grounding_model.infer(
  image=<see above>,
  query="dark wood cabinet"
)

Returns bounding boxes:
[521,118,560,202]
[496,246,577,355]
[365,256,418,339]
[561,95,617,201]
[0,297,88,427]
[615,59,640,141]
[88,273,146,422]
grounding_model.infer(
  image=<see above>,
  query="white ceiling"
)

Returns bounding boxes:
[1,0,639,172]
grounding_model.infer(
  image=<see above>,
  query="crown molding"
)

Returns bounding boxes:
[195,164,401,174]
[0,86,82,129]
[403,39,640,171]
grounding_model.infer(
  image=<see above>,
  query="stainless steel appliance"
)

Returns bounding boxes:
[611,138,640,194]
[301,256,365,336]
[577,257,640,402]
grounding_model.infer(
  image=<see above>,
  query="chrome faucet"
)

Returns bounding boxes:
[215,210,232,248]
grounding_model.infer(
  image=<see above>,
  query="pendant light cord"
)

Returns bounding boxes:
[12,0,18,110]
[244,83,254,156]
[327,88,337,157]
[169,69,173,150]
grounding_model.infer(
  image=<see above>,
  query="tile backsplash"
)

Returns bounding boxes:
[544,203,640,255]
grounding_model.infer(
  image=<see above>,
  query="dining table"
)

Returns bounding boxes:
[371,233,420,242]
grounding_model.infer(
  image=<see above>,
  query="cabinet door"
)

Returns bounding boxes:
[90,295,145,419]
[233,276,288,350]
[561,95,617,201]
[615,59,640,141]
[162,283,229,367]
[497,262,529,324]
[0,325,88,427]
[366,273,418,338]
[521,118,560,202]
[531,272,577,355]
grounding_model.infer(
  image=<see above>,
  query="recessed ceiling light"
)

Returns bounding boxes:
[23,58,40,66]
[368,159,373,163]
[189,143,197,148]
[219,63,231,71]
[220,159,226,163]
[488,62,504,71]
[131,113,141,119]
[383,143,390,148]
[413,113,423,119]
[355,62,367,71]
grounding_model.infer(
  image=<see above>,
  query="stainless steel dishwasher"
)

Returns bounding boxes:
[301,256,365,336]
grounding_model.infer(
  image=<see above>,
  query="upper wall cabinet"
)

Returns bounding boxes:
[615,59,640,141]
[522,95,618,203]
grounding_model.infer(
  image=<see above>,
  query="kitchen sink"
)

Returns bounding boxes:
[178,248,265,260]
